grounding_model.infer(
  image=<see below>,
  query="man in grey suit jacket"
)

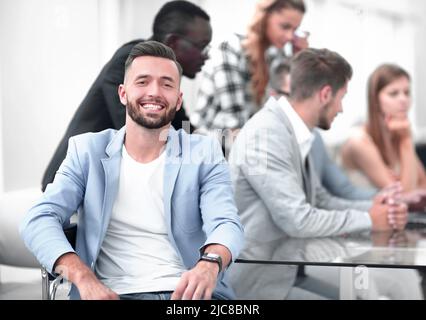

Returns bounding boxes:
[228,48,408,299]
[269,60,377,201]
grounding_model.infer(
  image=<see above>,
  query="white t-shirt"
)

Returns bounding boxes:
[95,146,186,294]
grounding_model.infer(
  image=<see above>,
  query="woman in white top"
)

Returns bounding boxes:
[341,64,426,206]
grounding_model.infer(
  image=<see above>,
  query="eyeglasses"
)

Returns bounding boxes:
[276,90,290,97]
[178,36,211,56]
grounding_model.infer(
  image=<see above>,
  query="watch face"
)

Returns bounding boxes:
[201,253,223,273]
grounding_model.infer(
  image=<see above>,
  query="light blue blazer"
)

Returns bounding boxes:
[20,126,244,299]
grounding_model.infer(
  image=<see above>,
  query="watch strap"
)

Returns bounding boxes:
[199,253,222,273]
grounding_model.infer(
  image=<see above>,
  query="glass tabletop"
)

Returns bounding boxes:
[236,224,426,268]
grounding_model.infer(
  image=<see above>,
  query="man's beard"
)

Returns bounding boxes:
[127,100,177,129]
[318,101,332,130]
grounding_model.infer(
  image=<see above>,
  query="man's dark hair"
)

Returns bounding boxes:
[290,48,352,101]
[270,60,291,94]
[125,40,183,77]
[152,0,210,42]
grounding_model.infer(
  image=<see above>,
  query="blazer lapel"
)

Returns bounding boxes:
[100,127,126,238]
[163,127,183,235]
[303,156,314,204]
[266,98,313,203]
[266,98,305,183]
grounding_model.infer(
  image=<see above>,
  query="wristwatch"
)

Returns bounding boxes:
[199,252,222,273]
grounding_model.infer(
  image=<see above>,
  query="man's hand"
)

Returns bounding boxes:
[54,253,119,300]
[72,268,119,300]
[369,193,392,231]
[385,196,408,230]
[369,192,408,231]
[171,260,219,300]
[376,182,408,229]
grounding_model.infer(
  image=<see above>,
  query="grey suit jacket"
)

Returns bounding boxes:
[228,97,372,299]
[311,129,377,200]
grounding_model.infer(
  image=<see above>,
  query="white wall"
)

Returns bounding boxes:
[0,0,103,191]
[414,1,426,141]
[0,60,4,193]
[201,0,256,46]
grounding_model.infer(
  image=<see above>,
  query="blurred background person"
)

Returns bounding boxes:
[341,64,426,210]
[228,48,422,300]
[269,59,291,97]
[190,0,308,155]
[271,60,425,209]
[267,59,423,300]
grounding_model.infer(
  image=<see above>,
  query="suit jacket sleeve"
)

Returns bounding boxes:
[198,138,245,261]
[311,160,373,212]
[311,131,377,200]
[20,137,85,273]
[235,127,371,238]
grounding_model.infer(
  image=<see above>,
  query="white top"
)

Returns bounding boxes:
[95,146,186,295]
[278,96,314,162]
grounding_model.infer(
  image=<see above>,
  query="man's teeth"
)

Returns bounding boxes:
[142,104,163,110]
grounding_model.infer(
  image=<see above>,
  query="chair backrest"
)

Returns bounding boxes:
[64,224,77,250]
[0,188,42,268]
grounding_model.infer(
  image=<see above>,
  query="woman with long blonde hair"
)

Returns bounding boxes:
[341,64,426,198]
[191,0,307,153]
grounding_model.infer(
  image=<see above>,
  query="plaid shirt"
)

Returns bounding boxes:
[191,34,286,133]
[191,34,254,132]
